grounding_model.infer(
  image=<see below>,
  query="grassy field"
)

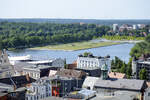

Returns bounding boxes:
[30,41,121,51]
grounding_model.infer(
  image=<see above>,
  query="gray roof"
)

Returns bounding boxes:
[94,78,145,91]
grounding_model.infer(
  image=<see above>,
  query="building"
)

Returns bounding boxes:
[144,82,150,100]
[137,24,146,29]
[92,64,147,100]
[108,72,126,79]
[26,78,51,100]
[113,24,118,32]
[0,75,35,88]
[27,58,64,68]
[119,24,133,32]
[8,55,32,65]
[76,68,101,77]
[0,85,26,100]
[132,56,150,80]
[77,53,111,71]
[50,69,86,97]
[133,24,138,30]
[82,76,99,90]
[65,89,96,100]
[0,49,15,78]
[14,61,63,79]
[0,75,35,100]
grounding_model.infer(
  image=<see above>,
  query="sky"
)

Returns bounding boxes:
[0,0,150,19]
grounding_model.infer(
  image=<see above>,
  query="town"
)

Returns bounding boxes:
[0,48,150,100]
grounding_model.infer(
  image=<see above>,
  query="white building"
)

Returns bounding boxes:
[23,66,41,79]
[113,24,118,32]
[8,55,32,65]
[133,24,138,30]
[77,54,111,70]
[27,58,64,68]
[26,78,51,100]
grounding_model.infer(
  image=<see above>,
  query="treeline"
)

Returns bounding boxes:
[102,35,144,40]
[111,56,132,78]
[0,22,148,49]
[0,22,110,49]
[130,34,150,58]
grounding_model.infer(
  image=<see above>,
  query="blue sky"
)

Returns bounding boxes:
[0,0,150,19]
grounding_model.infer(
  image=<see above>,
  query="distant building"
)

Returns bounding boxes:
[0,49,15,78]
[113,24,118,32]
[119,24,133,32]
[77,53,111,71]
[133,24,138,30]
[138,24,146,29]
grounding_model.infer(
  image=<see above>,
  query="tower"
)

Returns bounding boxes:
[113,24,118,32]
[101,64,108,80]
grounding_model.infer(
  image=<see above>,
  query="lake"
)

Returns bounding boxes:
[7,43,135,64]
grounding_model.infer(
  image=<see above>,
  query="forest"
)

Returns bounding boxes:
[0,22,148,49]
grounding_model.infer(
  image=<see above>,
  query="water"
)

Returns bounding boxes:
[7,43,135,64]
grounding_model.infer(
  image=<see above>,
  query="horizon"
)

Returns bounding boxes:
[1,18,150,20]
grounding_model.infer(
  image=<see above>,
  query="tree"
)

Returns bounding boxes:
[139,68,148,80]
[120,62,126,73]
[83,52,92,57]
[0,37,2,49]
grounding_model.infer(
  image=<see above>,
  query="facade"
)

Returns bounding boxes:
[23,67,41,79]
[14,62,62,79]
[0,49,15,78]
[51,69,86,97]
[77,54,111,71]
[132,57,150,80]
[113,24,118,32]
[26,78,51,100]
[133,24,138,30]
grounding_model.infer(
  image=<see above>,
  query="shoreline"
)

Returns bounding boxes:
[29,39,140,51]
[29,43,122,51]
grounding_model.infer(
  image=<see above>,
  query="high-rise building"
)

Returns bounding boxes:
[113,24,118,32]
[133,24,138,30]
